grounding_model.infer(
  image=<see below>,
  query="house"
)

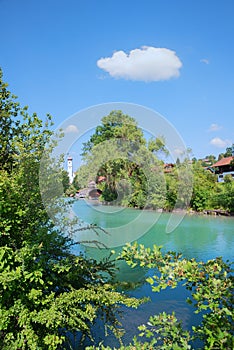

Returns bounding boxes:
[202,158,212,165]
[212,155,234,182]
[97,176,106,183]
[163,163,174,173]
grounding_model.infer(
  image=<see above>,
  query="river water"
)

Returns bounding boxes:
[70,200,234,348]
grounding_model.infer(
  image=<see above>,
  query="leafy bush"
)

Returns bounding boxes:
[0,69,141,349]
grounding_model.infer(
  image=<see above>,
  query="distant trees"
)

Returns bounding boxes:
[200,154,216,167]
[211,175,234,213]
[199,146,234,166]
[190,162,217,211]
[218,146,233,160]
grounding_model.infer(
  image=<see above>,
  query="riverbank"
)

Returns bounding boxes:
[75,197,234,217]
[203,209,233,216]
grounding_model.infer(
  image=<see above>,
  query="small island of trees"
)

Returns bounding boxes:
[70,110,234,215]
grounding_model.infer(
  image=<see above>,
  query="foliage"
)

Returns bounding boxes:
[119,242,234,350]
[148,136,169,158]
[89,243,233,349]
[81,110,146,157]
[190,162,216,211]
[200,155,216,167]
[87,311,192,349]
[165,159,234,213]
[0,69,21,170]
[211,177,234,212]
[218,146,233,160]
[77,110,233,213]
[77,111,167,209]
[62,169,71,192]
[81,110,148,206]
[164,162,193,211]
[87,243,234,350]
[164,169,178,210]
[0,69,142,349]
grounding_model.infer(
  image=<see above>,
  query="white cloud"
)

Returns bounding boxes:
[210,137,231,148]
[97,46,182,82]
[173,148,184,156]
[200,58,210,64]
[208,123,222,132]
[64,125,79,133]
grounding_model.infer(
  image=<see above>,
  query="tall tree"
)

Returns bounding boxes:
[0,69,21,170]
[82,110,145,157]
[190,161,217,211]
[79,111,166,208]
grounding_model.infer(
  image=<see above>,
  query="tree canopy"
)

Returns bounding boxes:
[78,111,167,208]
[82,110,146,157]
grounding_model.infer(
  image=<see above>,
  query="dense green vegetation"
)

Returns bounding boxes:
[0,70,141,349]
[75,112,234,214]
[1,69,233,349]
[166,160,234,213]
[74,111,191,210]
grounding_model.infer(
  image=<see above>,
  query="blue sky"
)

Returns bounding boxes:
[1,0,234,162]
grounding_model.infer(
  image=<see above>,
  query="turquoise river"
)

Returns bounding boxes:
[69,200,234,348]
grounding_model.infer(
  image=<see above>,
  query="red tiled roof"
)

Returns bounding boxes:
[97,176,106,182]
[212,156,234,167]
[164,163,174,168]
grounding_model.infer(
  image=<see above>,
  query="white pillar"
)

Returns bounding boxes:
[67,156,74,184]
